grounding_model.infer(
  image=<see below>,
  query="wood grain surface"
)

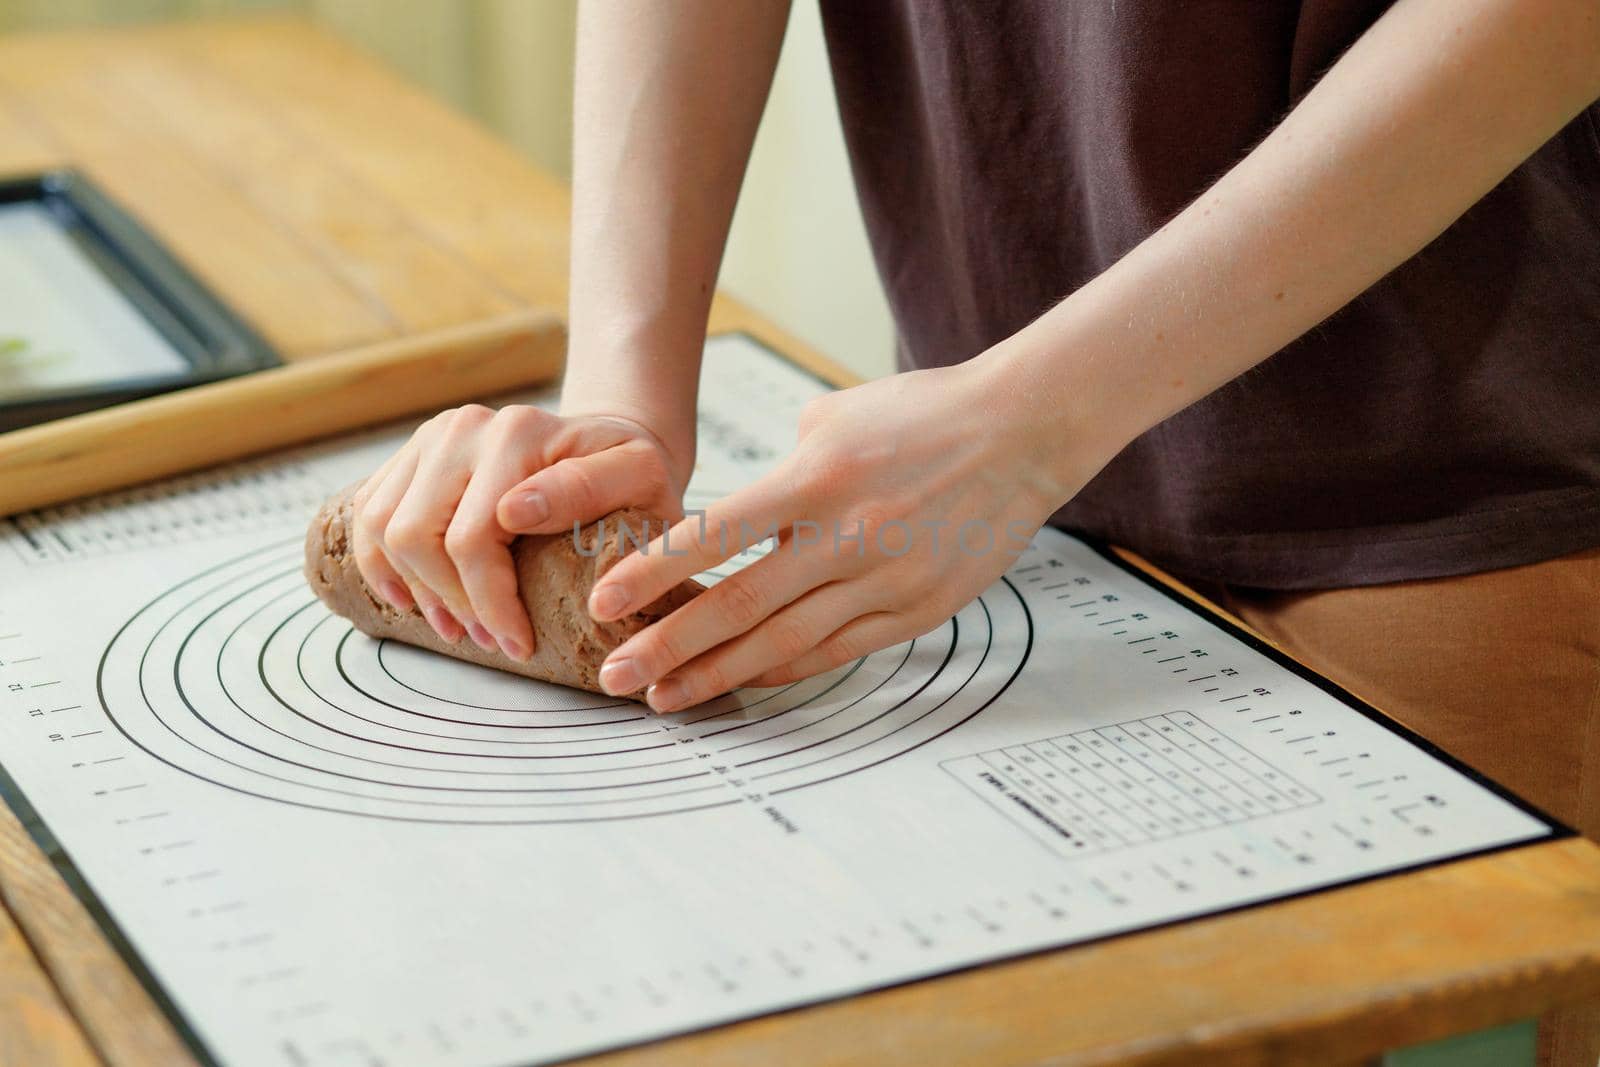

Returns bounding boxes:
[0,14,1596,1067]
[0,864,103,1067]
[0,798,187,1067]
[0,15,856,515]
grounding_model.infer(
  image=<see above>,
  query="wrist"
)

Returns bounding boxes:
[559,390,697,498]
[562,404,697,494]
[965,326,1147,511]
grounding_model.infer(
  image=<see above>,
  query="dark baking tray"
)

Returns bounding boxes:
[0,169,278,432]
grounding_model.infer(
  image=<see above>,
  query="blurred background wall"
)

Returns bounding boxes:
[0,0,897,378]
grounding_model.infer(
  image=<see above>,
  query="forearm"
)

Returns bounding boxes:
[982,0,1600,489]
[562,0,791,475]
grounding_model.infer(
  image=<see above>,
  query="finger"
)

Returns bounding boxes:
[379,513,471,644]
[588,468,808,622]
[409,579,469,645]
[351,448,420,611]
[449,458,538,661]
[357,450,469,643]
[595,547,836,697]
[742,610,909,690]
[497,439,679,535]
[384,412,487,634]
[645,584,884,713]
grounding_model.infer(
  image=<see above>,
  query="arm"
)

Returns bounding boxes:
[589,0,1600,711]
[348,1,789,660]
[984,0,1600,471]
[560,0,792,475]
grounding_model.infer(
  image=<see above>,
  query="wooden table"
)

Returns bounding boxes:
[1,15,1597,1067]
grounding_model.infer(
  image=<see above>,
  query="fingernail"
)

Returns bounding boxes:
[425,605,462,642]
[379,580,413,610]
[498,636,531,661]
[589,584,629,621]
[467,621,496,651]
[598,657,639,696]
[647,678,687,713]
[507,490,549,528]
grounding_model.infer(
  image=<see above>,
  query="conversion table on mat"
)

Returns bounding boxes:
[0,334,1557,1067]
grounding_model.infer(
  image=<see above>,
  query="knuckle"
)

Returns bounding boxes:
[437,405,492,440]
[714,578,768,630]
[797,393,836,434]
[819,628,867,666]
[639,629,688,675]
[544,418,586,455]
[443,517,492,559]
[847,502,900,546]
[384,517,433,556]
[491,403,538,428]
[490,404,547,441]
[622,440,672,486]
[557,461,600,510]
[691,662,731,699]
[764,613,815,662]
[797,446,861,500]
[355,507,389,549]
[760,666,798,688]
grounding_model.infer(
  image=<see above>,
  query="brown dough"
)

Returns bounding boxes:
[303,485,701,697]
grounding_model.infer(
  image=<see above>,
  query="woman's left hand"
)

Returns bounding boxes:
[587,355,1106,712]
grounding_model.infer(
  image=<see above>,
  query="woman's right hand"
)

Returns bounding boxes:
[349,405,689,661]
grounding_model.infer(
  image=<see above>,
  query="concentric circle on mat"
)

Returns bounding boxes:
[97,539,1031,823]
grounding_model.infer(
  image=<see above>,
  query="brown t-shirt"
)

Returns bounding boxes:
[819,0,1600,589]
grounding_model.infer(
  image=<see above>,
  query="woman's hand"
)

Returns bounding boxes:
[350,406,689,660]
[586,355,1111,712]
